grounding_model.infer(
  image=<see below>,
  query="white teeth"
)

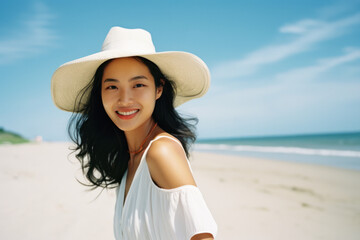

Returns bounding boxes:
[116,110,138,116]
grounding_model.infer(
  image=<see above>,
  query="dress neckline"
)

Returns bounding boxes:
[121,135,164,207]
[119,135,182,215]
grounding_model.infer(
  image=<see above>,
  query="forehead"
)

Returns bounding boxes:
[102,57,152,80]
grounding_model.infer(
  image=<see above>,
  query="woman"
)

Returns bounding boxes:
[51,27,217,240]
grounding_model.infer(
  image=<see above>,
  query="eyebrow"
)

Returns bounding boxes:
[103,75,148,83]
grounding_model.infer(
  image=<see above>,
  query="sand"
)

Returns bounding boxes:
[0,142,359,240]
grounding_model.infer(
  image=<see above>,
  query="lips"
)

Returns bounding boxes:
[115,109,139,120]
[116,110,139,116]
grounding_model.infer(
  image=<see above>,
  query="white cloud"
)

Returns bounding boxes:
[191,76,360,138]
[0,2,56,64]
[212,13,360,79]
[183,47,360,138]
[276,48,360,82]
[279,19,325,34]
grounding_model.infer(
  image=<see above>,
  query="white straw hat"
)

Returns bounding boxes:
[51,26,210,112]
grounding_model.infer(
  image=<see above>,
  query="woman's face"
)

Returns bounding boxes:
[101,57,163,132]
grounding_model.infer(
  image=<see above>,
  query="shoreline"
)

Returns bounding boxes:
[193,147,360,171]
[1,142,360,239]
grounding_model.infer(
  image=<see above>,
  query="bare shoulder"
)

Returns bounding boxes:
[146,133,196,189]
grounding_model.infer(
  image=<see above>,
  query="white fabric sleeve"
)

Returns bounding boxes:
[151,185,217,240]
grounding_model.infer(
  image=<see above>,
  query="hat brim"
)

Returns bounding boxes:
[51,50,210,112]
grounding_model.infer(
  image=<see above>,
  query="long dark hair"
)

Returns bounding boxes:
[68,56,197,189]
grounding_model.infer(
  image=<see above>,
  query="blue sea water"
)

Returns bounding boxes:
[195,132,360,171]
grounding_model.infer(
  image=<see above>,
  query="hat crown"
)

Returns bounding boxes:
[101,27,156,55]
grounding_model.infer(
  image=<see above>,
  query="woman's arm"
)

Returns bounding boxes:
[191,233,214,240]
[147,136,196,189]
[147,137,215,240]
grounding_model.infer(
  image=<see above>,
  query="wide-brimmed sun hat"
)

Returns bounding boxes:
[51,26,210,112]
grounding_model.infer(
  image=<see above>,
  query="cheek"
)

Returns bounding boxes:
[101,91,106,107]
[137,90,157,107]
[134,86,154,98]
[101,91,112,113]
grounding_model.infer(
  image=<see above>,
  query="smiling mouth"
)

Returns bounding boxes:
[115,110,140,120]
[116,110,139,116]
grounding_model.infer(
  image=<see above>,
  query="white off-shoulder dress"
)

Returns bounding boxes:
[113,136,217,240]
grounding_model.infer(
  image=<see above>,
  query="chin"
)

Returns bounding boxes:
[112,119,144,133]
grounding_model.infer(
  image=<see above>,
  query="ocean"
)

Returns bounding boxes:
[195,132,360,171]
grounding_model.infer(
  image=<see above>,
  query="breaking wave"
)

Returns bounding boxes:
[194,144,360,158]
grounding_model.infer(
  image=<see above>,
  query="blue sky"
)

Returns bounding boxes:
[0,0,359,141]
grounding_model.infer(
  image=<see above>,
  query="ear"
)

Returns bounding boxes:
[155,79,164,100]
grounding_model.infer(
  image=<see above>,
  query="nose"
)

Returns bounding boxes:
[117,87,133,106]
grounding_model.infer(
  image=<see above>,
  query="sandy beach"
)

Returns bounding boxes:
[1,142,359,240]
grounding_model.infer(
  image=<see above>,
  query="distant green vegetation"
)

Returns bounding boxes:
[0,127,29,144]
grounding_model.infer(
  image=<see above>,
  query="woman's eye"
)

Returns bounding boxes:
[134,83,145,88]
[106,85,117,90]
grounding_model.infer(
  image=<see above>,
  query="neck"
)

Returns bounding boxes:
[124,119,156,155]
